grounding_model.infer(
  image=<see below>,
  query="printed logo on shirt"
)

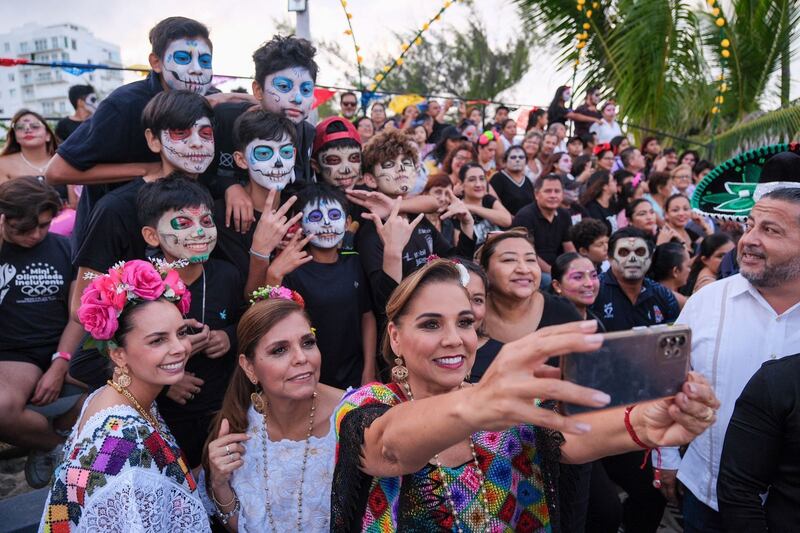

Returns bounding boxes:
[354,280,359,289]
[219,152,234,168]
[653,305,664,324]
[571,214,583,225]
[0,263,17,304]
[603,302,614,319]
[13,262,64,303]
[219,309,227,320]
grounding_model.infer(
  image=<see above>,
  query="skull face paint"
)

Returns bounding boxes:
[373,154,416,197]
[159,117,215,174]
[156,206,217,263]
[161,39,213,95]
[318,146,362,190]
[261,67,314,123]
[301,198,346,249]
[611,237,652,280]
[83,93,99,115]
[245,135,296,191]
[505,149,527,172]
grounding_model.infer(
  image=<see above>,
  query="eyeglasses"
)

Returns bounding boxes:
[675,175,691,180]
[13,122,44,132]
[341,101,357,107]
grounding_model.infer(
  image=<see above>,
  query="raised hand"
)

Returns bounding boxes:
[346,189,395,221]
[363,198,424,255]
[250,189,302,259]
[184,318,210,356]
[265,230,314,285]
[207,418,249,491]
[225,184,256,234]
[166,371,204,405]
[205,330,232,359]
[440,189,475,238]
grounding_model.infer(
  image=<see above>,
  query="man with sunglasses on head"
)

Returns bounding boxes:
[340,91,358,120]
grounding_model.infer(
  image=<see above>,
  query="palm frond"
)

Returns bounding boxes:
[709,104,800,161]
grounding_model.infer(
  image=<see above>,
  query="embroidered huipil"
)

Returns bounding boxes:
[331,383,563,532]
[657,274,800,510]
[39,392,208,532]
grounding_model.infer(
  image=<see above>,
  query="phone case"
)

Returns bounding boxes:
[560,325,691,415]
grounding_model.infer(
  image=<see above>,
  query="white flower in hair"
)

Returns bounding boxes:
[454,262,471,288]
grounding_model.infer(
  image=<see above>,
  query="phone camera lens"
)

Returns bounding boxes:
[660,338,668,348]
[668,337,677,346]
[678,336,686,346]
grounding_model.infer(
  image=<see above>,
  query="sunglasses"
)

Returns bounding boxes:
[341,101,357,107]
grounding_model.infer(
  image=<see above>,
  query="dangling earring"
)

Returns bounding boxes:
[391,356,409,382]
[250,381,266,414]
[114,366,132,388]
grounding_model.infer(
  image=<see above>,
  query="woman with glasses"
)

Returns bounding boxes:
[0,109,59,183]
[594,144,616,172]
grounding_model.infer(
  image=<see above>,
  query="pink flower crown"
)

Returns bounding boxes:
[78,259,191,350]
[249,285,305,307]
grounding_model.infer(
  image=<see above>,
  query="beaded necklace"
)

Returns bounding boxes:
[401,381,489,533]
[107,380,162,433]
[260,391,317,531]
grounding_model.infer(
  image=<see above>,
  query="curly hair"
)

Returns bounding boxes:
[252,35,318,87]
[361,129,418,176]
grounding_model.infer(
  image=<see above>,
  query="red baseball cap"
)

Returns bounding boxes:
[313,116,362,155]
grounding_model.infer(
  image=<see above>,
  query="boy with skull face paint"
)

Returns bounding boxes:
[137,175,243,467]
[265,183,378,388]
[69,90,218,389]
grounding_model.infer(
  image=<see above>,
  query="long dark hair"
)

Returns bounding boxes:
[2,109,58,156]
[548,85,570,116]
[647,242,687,283]
[682,232,732,295]
[580,170,612,206]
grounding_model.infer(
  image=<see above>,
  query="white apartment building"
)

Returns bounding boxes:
[0,22,124,118]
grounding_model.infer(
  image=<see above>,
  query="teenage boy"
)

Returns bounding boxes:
[266,183,377,388]
[138,175,242,467]
[69,90,215,388]
[55,84,98,141]
[203,34,318,231]
[211,110,302,297]
[311,116,362,190]
[569,217,610,272]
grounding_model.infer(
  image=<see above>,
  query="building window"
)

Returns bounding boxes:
[59,101,66,113]
[3,42,9,52]
[63,36,68,48]
[20,42,28,52]
[61,52,69,61]
[51,37,59,49]
[9,88,16,97]
[34,38,47,51]
[71,39,77,50]
[8,73,14,82]
[42,101,54,113]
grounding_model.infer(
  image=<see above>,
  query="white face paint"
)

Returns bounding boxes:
[372,154,416,197]
[562,89,572,102]
[261,67,315,124]
[318,146,362,190]
[301,198,346,249]
[156,206,217,263]
[159,117,215,174]
[161,39,213,95]
[83,93,99,115]
[611,237,652,281]
[245,135,296,191]
[505,149,526,172]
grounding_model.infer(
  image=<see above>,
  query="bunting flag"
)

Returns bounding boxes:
[388,94,425,114]
[313,87,337,109]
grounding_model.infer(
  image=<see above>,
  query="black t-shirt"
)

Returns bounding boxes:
[470,338,504,382]
[212,197,261,276]
[73,178,147,272]
[573,104,602,138]
[489,170,534,215]
[201,102,315,198]
[284,254,372,389]
[55,117,83,141]
[472,195,501,245]
[584,199,619,234]
[547,104,570,127]
[590,270,680,332]
[0,233,73,350]
[158,259,244,422]
[428,121,450,144]
[511,203,573,266]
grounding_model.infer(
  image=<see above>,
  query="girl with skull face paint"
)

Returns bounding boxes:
[264,183,378,388]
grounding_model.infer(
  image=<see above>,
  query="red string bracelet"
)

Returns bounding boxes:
[624,405,662,489]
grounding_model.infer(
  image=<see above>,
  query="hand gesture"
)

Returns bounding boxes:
[184,318,210,356]
[346,189,395,221]
[656,224,679,246]
[205,330,231,359]
[225,184,255,234]
[265,230,314,285]
[250,189,302,258]
[652,155,668,173]
[166,371,204,405]
[440,190,474,238]
[468,321,610,434]
[30,360,67,406]
[633,371,719,448]
[363,198,424,256]
[207,418,249,491]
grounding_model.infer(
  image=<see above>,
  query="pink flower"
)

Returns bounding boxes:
[94,275,127,310]
[271,286,293,300]
[121,260,165,300]
[177,291,192,314]
[163,270,187,299]
[78,302,119,340]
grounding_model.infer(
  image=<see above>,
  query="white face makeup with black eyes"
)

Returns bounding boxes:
[159,117,215,174]
[611,237,652,280]
[245,135,296,191]
[83,93,99,115]
[156,206,217,263]
[372,154,416,197]
[161,39,213,95]
[261,67,315,123]
[318,146,362,190]
[505,149,527,172]
[301,198,346,249]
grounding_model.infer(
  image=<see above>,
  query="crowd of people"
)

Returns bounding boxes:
[0,15,799,533]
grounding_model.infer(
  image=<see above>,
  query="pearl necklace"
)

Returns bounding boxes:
[401,381,489,533]
[260,391,317,532]
[107,379,162,433]
[19,151,47,175]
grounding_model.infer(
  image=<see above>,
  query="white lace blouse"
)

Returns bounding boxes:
[39,391,209,532]
[199,404,338,533]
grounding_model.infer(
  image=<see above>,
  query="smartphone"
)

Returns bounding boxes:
[560,325,691,415]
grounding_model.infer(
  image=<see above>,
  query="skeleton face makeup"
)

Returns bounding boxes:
[505,149,526,172]
[301,198,346,249]
[372,154,416,197]
[156,206,217,263]
[83,93,99,115]
[611,237,652,281]
[245,135,296,191]
[161,39,213,95]
[159,117,215,174]
[261,67,315,123]
[318,146,362,190]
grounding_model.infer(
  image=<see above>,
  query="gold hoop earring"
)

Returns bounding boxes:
[391,356,409,382]
[251,383,266,414]
[114,366,132,388]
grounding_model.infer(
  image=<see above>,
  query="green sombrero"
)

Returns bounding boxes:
[691,142,800,220]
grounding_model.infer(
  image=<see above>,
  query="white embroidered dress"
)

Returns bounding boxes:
[39,392,209,532]
[198,404,338,532]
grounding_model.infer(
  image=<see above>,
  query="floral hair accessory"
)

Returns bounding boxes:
[477,130,495,146]
[78,259,191,354]
[593,142,614,156]
[425,255,470,288]
[249,285,306,307]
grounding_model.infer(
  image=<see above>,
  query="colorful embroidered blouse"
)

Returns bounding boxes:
[39,392,208,532]
[331,383,562,532]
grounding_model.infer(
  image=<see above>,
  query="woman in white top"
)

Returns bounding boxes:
[201,291,344,532]
[590,100,623,144]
